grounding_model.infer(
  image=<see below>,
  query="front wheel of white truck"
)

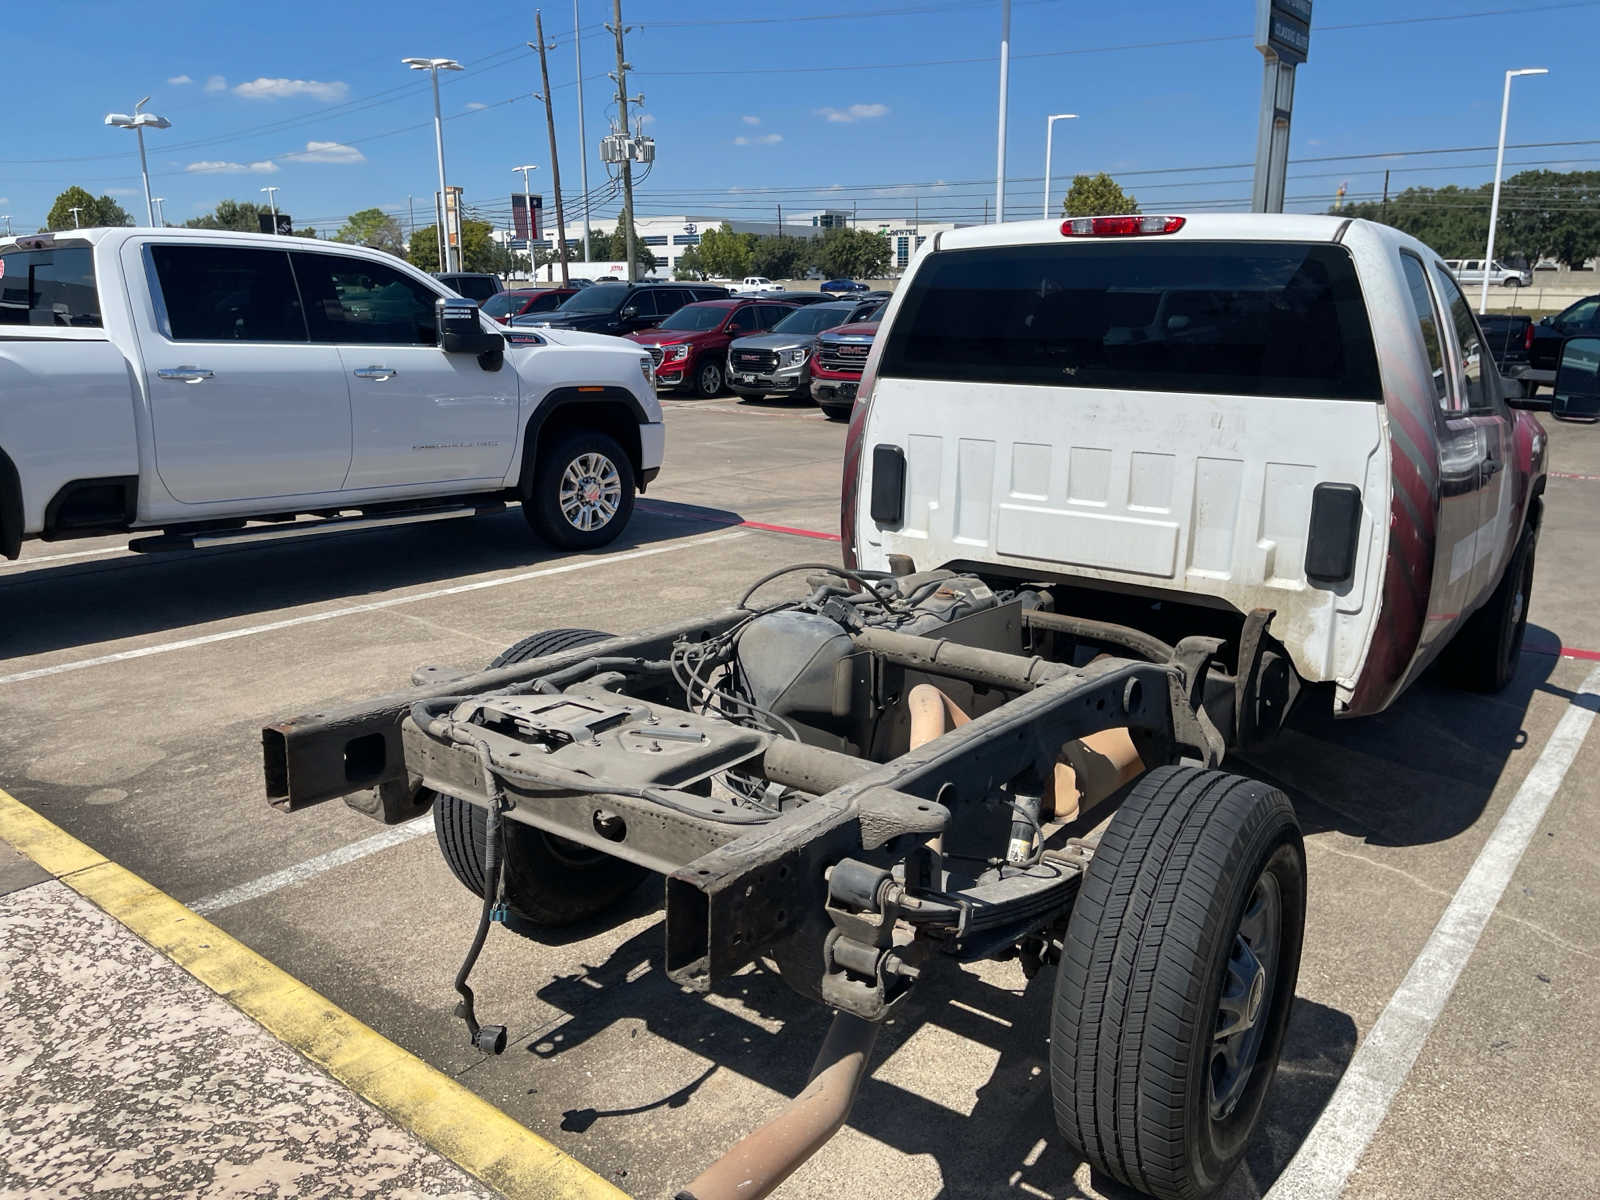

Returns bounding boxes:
[523,429,636,551]
[1051,766,1306,1200]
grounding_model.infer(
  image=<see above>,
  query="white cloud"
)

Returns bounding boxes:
[464,101,488,111]
[815,103,889,124]
[186,159,280,174]
[282,140,365,164]
[733,133,783,146]
[636,113,656,130]
[203,75,227,93]
[0,196,8,206]
[168,74,193,85]
[232,77,349,102]
[741,115,760,126]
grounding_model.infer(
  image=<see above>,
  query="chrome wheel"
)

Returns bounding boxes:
[1210,872,1282,1122]
[558,452,622,532]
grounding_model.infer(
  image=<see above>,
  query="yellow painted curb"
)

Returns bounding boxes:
[0,788,629,1200]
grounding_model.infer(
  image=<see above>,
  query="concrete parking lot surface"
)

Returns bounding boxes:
[2,394,1597,1200]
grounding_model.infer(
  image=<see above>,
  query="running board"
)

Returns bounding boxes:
[128,502,506,553]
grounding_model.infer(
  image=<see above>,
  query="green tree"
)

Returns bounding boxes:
[44,186,131,231]
[407,224,442,272]
[184,199,266,232]
[697,223,755,279]
[673,245,706,280]
[595,211,657,272]
[750,235,811,281]
[335,207,404,253]
[1062,173,1139,217]
[815,227,890,280]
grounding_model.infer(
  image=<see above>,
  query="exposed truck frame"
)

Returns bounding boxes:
[264,564,1306,1200]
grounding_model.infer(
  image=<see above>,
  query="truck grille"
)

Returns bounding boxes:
[646,345,665,368]
[731,348,779,373]
[818,340,871,373]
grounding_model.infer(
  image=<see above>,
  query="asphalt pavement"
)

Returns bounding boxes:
[1,393,1596,1200]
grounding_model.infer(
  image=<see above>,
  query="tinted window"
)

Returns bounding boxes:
[656,288,693,314]
[1558,298,1600,332]
[481,292,526,319]
[879,241,1381,401]
[150,245,305,342]
[658,304,726,331]
[725,305,762,333]
[772,304,856,335]
[440,274,499,302]
[295,252,439,346]
[1431,267,1489,413]
[628,290,663,319]
[529,290,567,312]
[1400,255,1449,411]
[753,304,792,329]
[0,245,100,327]
[560,287,624,313]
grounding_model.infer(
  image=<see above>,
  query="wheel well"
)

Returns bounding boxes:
[43,476,139,541]
[519,393,644,494]
[0,446,22,560]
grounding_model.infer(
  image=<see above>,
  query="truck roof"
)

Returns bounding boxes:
[935,213,1403,253]
[0,226,406,257]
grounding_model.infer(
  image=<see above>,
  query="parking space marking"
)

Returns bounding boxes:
[0,546,130,569]
[0,529,746,687]
[190,819,434,915]
[1269,662,1600,1200]
[0,787,626,1200]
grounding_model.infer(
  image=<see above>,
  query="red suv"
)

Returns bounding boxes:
[809,319,880,419]
[482,287,578,325]
[627,298,796,396]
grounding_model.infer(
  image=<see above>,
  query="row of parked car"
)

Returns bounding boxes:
[463,276,891,415]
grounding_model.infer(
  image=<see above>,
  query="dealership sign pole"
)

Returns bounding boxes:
[1251,0,1311,213]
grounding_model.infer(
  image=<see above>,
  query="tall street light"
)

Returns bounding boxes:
[1042,113,1078,219]
[260,185,280,232]
[403,56,464,272]
[1481,66,1548,314]
[994,0,1011,222]
[68,206,84,228]
[151,197,165,226]
[512,164,537,280]
[104,98,171,226]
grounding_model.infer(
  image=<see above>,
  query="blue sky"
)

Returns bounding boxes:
[4,0,1597,236]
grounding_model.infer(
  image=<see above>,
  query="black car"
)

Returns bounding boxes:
[525,282,729,336]
[1529,294,1600,382]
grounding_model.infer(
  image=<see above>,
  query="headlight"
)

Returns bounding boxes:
[640,357,655,385]
[789,347,808,365]
[665,344,690,362]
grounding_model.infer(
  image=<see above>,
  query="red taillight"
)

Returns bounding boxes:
[1060,214,1186,237]
[1525,323,1535,351]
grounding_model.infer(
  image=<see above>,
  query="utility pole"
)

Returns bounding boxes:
[574,0,592,263]
[609,0,638,282]
[1381,170,1390,224]
[408,194,415,242]
[777,203,782,236]
[852,200,857,229]
[533,10,571,285]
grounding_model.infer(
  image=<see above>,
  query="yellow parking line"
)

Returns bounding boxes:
[0,787,629,1200]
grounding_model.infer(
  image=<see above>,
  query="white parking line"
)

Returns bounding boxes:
[0,529,747,687]
[1269,662,1600,1199]
[0,546,130,568]
[190,819,435,915]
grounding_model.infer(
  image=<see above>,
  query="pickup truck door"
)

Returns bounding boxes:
[135,242,352,503]
[1432,266,1515,605]
[291,250,518,490]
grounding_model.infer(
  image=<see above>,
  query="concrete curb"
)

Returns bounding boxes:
[0,786,629,1200]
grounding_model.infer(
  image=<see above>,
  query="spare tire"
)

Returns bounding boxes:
[431,627,650,927]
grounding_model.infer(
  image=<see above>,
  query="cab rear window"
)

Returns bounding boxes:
[878,240,1380,401]
[0,245,101,327]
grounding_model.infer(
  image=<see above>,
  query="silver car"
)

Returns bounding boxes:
[726,300,881,399]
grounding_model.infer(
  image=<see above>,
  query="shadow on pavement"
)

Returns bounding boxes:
[524,914,1357,1200]
[0,507,729,661]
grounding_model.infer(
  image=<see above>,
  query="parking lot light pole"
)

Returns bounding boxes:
[403,56,464,272]
[1042,113,1077,219]
[150,197,165,225]
[68,206,83,228]
[994,0,1010,222]
[1481,67,1548,314]
[104,98,171,227]
[513,164,537,279]
[260,185,279,232]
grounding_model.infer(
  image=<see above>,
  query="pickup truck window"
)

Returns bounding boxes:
[877,241,1381,401]
[1431,267,1489,413]
[150,245,307,343]
[1556,298,1600,332]
[293,252,439,346]
[0,245,101,328]
[1399,254,1450,411]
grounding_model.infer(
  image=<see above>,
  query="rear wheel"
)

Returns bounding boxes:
[431,628,649,927]
[1051,766,1305,1200]
[1443,522,1536,692]
[524,429,635,550]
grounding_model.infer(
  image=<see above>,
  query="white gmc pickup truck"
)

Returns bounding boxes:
[0,228,664,559]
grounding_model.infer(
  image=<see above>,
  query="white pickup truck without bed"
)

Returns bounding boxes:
[0,227,663,558]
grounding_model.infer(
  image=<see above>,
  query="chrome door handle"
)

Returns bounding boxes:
[353,366,397,381]
[156,366,213,383]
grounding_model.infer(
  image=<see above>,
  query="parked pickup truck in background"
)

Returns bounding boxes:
[0,228,664,559]
[1478,312,1536,396]
[1442,258,1532,288]
[1528,293,1600,389]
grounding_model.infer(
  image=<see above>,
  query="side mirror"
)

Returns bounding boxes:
[620,304,639,319]
[1552,335,1600,421]
[1539,315,1554,327]
[435,297,504,355]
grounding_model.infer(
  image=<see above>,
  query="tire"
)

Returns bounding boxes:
[820,404,852,422]
[431,627,649,927]
[1442,522,1536,693]
[1051,766,1306,1200]
[523,429,636,551]
[694,358,724,398]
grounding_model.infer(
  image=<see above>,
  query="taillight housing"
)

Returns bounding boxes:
[1060,214,1186,237]
[1524,323,1535,351]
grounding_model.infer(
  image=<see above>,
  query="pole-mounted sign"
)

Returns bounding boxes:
[1252,0,1312,212]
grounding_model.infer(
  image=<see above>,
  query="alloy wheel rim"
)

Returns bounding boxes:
[1210,871,1282,1122]
[558,452,622,531]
